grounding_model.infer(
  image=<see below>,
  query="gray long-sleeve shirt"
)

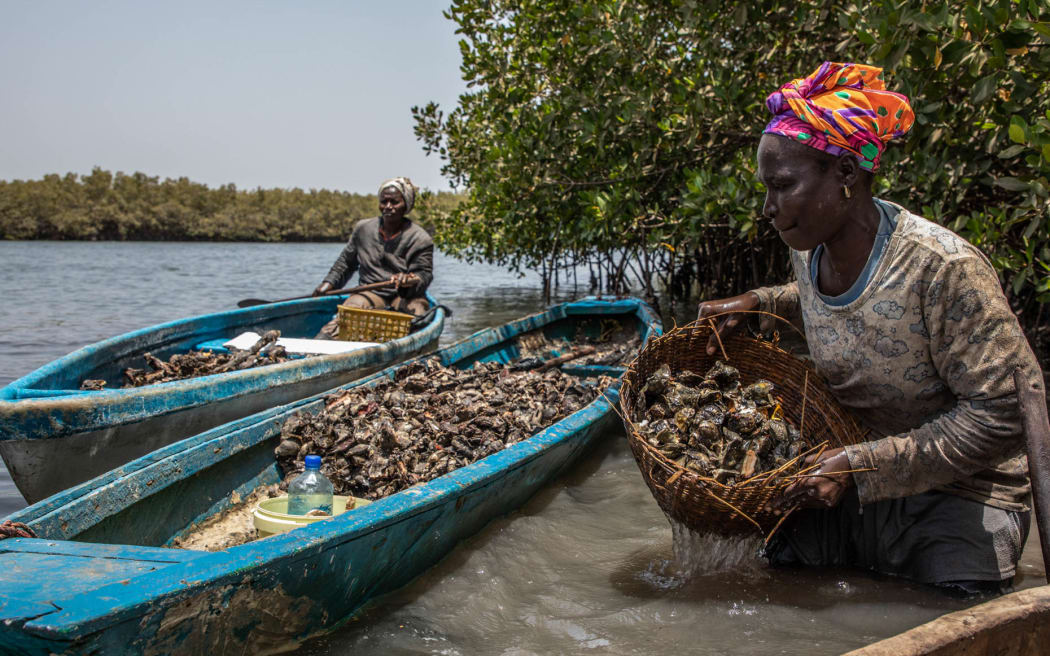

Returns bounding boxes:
[752,204,1041,512]
[323,217,434,301]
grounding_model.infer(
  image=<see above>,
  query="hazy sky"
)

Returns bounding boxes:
[0,2,467,194]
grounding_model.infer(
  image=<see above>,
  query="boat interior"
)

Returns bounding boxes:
[15,304,654,551]
[2,294,436,399]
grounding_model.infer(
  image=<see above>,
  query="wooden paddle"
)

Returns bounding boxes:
[237,280,396,308]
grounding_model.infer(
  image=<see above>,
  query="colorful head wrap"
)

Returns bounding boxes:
[378,177,417,214]
[763,62,915,171]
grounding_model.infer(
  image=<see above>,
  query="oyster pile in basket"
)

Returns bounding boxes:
[274,356,614,501]
[633,361,804,485]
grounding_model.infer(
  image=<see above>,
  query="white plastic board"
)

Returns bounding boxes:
[223,332,379,355]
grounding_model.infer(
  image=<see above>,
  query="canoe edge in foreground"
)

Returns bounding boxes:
[842,584,1050,656]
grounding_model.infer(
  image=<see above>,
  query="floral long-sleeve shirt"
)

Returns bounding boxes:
[752,203,1041,512]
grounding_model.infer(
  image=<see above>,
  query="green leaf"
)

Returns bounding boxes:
[1024,215,1042,240]
[1009,123,1027,144]
[996,177,1031,191]
[971,75,997,105]
[998,144,1027,159]
[920,101,943,114]
[733,4,747,26]
[1013,271,1026,296]
[939,40,969,63]
[1043,143,1050,162]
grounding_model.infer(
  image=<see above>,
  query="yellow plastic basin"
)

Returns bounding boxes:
[252,495,371,538]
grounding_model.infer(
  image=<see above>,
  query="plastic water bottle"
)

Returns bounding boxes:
[287,455,334,516]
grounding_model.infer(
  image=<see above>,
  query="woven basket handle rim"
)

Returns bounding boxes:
[691,309,806,344]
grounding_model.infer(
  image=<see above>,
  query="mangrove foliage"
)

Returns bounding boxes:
[413,0,1050,323]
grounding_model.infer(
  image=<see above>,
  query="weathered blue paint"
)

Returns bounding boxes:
[0,297,661,655]
[0,294,446,503]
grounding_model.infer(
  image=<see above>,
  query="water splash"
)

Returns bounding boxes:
[669,519,766,577]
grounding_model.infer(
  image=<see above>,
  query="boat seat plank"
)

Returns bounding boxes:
[192,339,232,354]
[560,364,626,377]
[196,335,377,357]
[1,538,207,561]
[0,592,57,622]
[0,540,206,610]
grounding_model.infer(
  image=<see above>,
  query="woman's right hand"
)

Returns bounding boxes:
[696,292,760,356]
[313,282,334,297]
[390,273,420,290]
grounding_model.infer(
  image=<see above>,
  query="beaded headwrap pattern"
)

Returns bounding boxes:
[763,62,915,171]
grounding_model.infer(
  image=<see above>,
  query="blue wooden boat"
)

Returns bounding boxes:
[0,293,446,504]
[0,297,660,655]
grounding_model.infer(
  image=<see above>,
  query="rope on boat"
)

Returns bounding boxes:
[0,520,37,539]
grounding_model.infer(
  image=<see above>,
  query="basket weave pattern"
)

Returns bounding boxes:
[620,320,867,537]
[337,305,413,342]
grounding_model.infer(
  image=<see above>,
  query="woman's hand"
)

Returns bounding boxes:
[390,273,420,290]
[696,292,760,356]
[770,447,854,513]
[313,282,334,297]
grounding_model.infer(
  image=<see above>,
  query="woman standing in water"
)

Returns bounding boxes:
[698,62,1042,596]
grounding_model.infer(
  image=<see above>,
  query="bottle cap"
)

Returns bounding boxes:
[304,455,322,469]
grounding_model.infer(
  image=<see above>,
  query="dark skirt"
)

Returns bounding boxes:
[764,488,1030,587]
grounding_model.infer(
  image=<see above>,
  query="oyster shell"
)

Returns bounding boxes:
[273,325,634,502]
[742,380,776,407]
[634,359,807,485]
[705,360,740,391]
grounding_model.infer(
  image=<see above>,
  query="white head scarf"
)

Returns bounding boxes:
[378,177,417,214]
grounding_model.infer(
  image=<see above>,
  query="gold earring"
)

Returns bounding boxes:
[843,185,852,199]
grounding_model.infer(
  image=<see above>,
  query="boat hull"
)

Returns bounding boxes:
[0,298,662,655]
[0,294,444,503]
[842,584,1050,656]
[1,361,397,504]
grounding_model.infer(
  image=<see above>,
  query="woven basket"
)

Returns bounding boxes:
[337,305,413,342]
[620,318,867,538]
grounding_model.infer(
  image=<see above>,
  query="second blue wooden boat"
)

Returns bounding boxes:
[0,293,446,503]
[0,297,660,655]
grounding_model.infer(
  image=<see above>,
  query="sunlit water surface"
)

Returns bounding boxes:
[0,241,1043,655]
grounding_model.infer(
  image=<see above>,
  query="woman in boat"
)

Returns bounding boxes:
[698,62,1043,596]
[314,177,434,338]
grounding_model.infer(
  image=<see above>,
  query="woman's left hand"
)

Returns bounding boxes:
[770,447,854,513]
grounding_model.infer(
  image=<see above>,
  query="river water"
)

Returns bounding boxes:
[0,241,1044,655]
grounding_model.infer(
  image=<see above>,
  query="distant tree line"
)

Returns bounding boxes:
[0,168,461,241]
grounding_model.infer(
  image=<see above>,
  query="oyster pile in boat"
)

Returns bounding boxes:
[516,320,642,368]
[633,361,804,485]
[274,356,615,501]
[82,330,290,390]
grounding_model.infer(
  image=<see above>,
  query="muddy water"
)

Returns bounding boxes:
[297,436,1045,655]
[0,241,1044,655]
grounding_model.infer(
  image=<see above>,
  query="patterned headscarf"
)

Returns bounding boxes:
[378,177,417,214]
[763,62,915,171]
